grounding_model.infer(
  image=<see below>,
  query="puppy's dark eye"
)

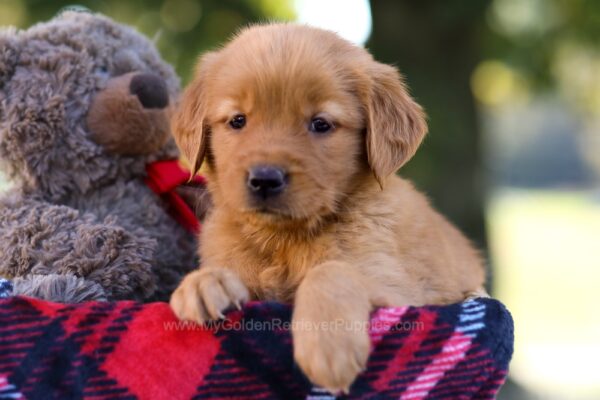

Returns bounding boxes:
[309,117,332,134]
[229,114,246,129]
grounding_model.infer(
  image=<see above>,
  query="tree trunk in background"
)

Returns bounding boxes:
[368,0,490,254]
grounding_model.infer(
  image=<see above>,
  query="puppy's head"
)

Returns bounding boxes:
[174,24,426,225]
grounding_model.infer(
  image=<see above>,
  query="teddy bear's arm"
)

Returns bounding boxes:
[11,274,108,303]
[0,197,158,302]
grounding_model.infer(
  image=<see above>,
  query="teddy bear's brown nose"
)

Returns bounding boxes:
[129,73,169,109]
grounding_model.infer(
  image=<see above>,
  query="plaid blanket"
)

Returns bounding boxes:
[0,279,513,399]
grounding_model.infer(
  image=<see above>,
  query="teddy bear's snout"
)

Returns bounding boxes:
[86,71,172,155]
[129,73,169,109]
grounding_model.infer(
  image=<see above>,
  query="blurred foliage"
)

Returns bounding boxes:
[483,0,600,90]
[0,0,295,83]
[474,0,600,115]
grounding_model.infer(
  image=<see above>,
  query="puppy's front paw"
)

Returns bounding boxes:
[292,317,370,394]
[170,267,249,324]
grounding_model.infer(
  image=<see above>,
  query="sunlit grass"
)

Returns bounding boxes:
[488,188,600,399]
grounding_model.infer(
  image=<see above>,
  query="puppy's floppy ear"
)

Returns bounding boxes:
[364,62,427,186]
[172,52,218,177]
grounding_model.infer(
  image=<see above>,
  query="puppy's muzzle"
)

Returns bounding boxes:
[247,165,288,200]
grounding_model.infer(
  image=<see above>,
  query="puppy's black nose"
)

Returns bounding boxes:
[129,73,169,109]
[247,165,287,198]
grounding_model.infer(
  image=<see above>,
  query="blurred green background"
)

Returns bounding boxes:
[1,0,599,398]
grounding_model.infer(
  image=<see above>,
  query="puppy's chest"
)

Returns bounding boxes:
[245,236,337,303]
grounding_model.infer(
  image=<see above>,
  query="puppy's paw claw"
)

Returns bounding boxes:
[170,267,249,325]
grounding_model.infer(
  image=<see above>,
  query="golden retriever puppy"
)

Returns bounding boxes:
[170,23,485,393]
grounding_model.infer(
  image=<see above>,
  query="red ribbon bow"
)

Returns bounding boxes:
[145,160,206,234]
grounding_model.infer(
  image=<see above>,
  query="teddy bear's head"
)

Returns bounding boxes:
[0,11,180,201]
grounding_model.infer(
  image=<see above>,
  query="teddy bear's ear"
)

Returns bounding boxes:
[0,28,20,88]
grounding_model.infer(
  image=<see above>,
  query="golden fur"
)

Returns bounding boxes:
[170,23,485,393]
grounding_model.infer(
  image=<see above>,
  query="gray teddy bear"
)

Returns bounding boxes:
[0,11,206,303]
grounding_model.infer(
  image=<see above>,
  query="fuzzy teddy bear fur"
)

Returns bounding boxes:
[0,11,198,302]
